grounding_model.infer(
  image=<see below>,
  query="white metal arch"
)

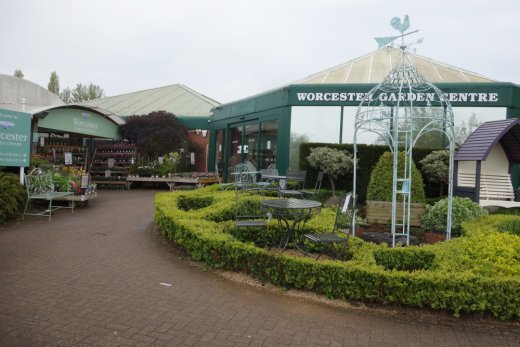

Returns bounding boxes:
[353,49,455,245]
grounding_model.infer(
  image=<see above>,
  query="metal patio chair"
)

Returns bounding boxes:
[300,171,323,199]
[278,169,306,198]
[303,192,354,260]
[235,181,269,229]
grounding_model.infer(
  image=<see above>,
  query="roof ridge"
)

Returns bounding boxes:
[176,84,221,106]
[83,84,184,104]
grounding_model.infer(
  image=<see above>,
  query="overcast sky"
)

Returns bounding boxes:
[2,0,519,104]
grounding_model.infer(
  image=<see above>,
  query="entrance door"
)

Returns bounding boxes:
[228,122,260,173]
[225,120,278,179]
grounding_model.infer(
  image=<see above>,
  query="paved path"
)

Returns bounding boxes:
[0,190,519,347]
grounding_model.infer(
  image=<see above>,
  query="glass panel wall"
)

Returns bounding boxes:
[228,125,243,173]
[214,129,225,175]
[244,124,259,170]
[259,120,278,169]
[290,106,341,169]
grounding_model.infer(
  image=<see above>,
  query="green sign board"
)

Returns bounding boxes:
[38,108,121,139]
[0,108,32,167]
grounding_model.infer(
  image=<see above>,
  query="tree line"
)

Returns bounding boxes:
[13,69,105,104]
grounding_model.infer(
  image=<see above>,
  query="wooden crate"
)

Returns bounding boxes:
[366,200,426,227]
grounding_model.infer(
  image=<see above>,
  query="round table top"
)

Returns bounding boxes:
[261,198,321,210]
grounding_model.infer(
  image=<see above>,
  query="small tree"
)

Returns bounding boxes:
[60,88,72,104]
[454,112,482,145]
[48,71,60,95]
[14,69,24,78]
[306,147,353,197]
[70,83,105,102]
[420,150,450,196]
[120,111,188,160]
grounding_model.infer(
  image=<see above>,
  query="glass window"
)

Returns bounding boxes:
[259,120,278,169]
[245,124,259,170]
[214,129,224,175]
[228,125,243,173]
[290,106,341,169]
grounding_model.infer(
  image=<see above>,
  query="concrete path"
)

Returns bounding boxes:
[0,190,518,347]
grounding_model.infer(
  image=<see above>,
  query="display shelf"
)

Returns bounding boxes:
[89,143,135,189]
[40,145,88,166]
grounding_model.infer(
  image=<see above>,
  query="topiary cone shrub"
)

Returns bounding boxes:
[366,152,426,226]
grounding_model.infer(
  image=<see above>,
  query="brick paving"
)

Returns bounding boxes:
[0,189,519,347]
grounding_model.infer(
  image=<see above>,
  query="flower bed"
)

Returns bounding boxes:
[155,186,520,320]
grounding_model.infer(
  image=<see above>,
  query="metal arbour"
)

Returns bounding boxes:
[352,50,455,246]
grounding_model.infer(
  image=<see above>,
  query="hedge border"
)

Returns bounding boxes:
[155,189,520,320]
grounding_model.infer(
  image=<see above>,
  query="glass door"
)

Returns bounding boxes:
[228,125,244,175]
[244,124,260,171]
[225,120,278,178]
[259,120,278,169]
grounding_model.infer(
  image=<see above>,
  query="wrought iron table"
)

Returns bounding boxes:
[261,198,321,252]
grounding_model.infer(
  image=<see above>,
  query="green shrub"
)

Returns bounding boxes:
[366,152,426,203]
[0,173,27,223]
[177,195,214,211]
[491,207,520,216]
[497,220,520,236]
[374,247,436,271]
[299,143,437,203]
[434,216,520,277]
[421,197,488,235]
[155,187,520,319]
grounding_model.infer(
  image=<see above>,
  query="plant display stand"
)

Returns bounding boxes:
[90,142,135,189]
[126,176,220,190]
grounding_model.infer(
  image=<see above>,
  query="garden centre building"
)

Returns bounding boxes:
[208,46,520,189]
[0,74,218,172]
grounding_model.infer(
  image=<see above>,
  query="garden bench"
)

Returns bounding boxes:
[458,172,515,200]
[23,169,74,221]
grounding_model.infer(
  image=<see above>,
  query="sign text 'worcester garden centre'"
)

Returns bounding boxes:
[0,108,31,167]
[295,91,499,103]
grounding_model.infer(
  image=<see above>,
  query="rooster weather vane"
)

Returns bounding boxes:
[374,15,423,50]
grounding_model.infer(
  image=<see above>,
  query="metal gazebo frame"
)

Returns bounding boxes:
[352,47,456,246]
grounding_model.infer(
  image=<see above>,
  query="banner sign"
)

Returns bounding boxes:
[38,108,121,139]
[294,91,499,104]
[288,84,515,107]
[0,108,31,167]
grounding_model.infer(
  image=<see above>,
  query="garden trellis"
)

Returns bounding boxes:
[353,16,456,245]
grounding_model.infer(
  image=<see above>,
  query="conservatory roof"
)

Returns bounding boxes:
[455,119,520,162]
[293,46,496,84]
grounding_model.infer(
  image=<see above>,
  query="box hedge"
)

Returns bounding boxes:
[299,143,437,203]
[155,186,520,320]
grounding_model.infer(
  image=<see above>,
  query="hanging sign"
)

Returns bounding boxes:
[0,108,31,167]
[64,152,72,165]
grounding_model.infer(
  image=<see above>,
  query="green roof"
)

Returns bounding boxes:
[83,84,220,117]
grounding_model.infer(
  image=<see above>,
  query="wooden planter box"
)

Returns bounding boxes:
[366,200,426,227]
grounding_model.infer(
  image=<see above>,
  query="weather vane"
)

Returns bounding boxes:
[374,15,423,51]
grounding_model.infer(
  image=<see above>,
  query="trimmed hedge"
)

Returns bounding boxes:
[374,247,436,271]
[299,143,438,203]
[155,186,520,320]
